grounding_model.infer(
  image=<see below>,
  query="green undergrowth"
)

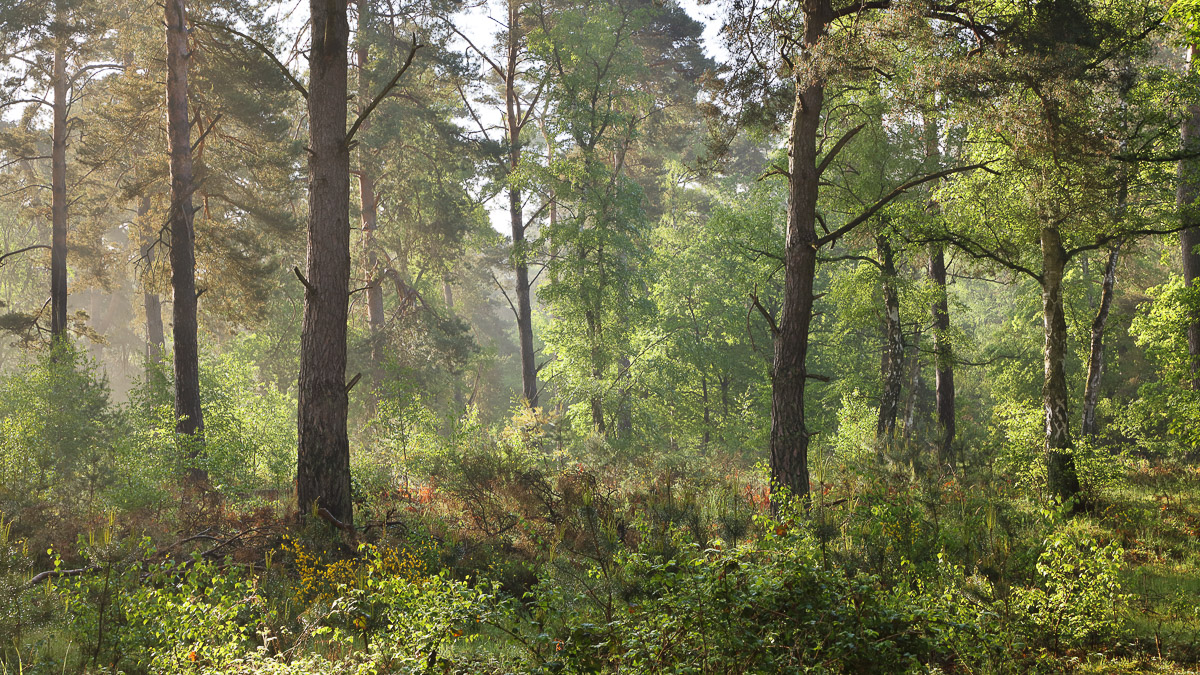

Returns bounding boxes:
[3,452,1200,674]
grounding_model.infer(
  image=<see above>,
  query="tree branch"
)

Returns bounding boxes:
[193,19,309,99]
[347,39,423,143]
[816,123,865,178]
[817,162,990,248]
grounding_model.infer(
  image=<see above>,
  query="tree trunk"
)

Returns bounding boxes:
[1041,226,1080,503]
[770,0,829,506]
[50,29,67,344]
[617,354,632,437]
[928,244,955,463]
[166,0,206,486]
[586,307,605,434]
[1081,245,1119,437]
[1180,44,1200,389]
[356,41,386,395]
[505,7,538,409]
[297,0,353,525]
[876,234,903,440]
[902,325,921,443]
[140,195,165,366]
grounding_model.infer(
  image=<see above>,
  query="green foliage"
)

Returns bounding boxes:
[0,344,124,520]
[128,345,297,504]
[1118,276,1200,455]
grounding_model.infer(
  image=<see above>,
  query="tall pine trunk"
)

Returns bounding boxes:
[1081,245,1119,437]
[877,233,903,440]
[166,0,205,480]
[769,0,828,506]
[297,0,353,525]
[50,26,67,344]
[1041,226,1080,502]
[1180,44,1200,389]
[928,245,955,462]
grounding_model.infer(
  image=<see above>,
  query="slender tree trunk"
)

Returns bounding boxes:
[586,307,605,434]
[505,9,538,408]
[770,0,829,506]
[166,0,205,475]
[50,29,68,344]
[902,326,921,442]
[928,244,955,463]
[140,196,165,366]
[1081,245,1120,437]
[1180,44,1200,389]
[297,0,353,525]
[617,354,632,437]
[356,41,386,391]
[877,234,903,440]
[360,169,384,341]
[1041,226,1080,503]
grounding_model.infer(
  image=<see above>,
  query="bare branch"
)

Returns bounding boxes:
[347,39,423,142]
[193,19,309,99]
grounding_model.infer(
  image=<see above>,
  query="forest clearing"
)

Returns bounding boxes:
[3,0,1200,672]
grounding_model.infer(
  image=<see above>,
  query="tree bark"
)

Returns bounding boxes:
[1041,226,1080,503]
[1179,44,1200,389]
[297,0,353,525]
[505,3,538,409]
[166,0,205,471]
[928,244,955,462]
[1081,245,1119,437]
[876,233,903,440]
[50,27,67,344]
[769,0,829,506]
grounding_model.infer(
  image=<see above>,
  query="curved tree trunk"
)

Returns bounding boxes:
[876,234,903,440]
[297,0,353,525]
[166,0,206,485]
[1081,245,1119,437]
[769,0,829,507]
[1041,226,1080,503]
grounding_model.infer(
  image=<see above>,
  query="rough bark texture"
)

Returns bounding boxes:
[876,234,903,440]
[1081,245,1119,437]
[928,245,955,462]
[770,0,828,505]
[50,32,67,343]
[297,0,353,525]
[1180,45,1200,389]
[1041,226,1080,502]
[166,0,205,471]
